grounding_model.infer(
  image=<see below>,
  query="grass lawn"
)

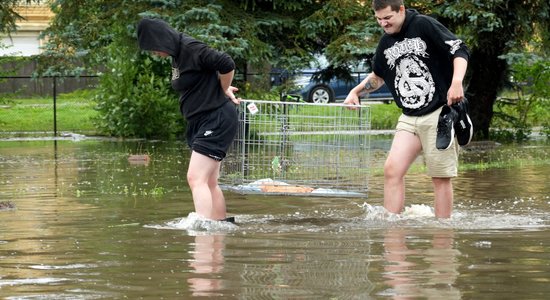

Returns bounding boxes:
[0,91,99,134]
[368,102,401,129]
[1,91,401,135]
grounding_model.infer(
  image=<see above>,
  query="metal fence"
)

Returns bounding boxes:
[221,98,371,197]
[0,75,99,136]
[0,70,374,137]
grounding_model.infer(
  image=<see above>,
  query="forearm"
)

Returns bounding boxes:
[451,57,468,84]
[351,73,384,97]
[219,70,235,91]
[447,57,468,104]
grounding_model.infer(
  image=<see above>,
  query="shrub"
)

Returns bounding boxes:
[492,53,550,142]
[94,45,184,139]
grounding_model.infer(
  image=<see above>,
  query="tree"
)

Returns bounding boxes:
[1,1,25,35]
[0,0,43,34]
[292,0,550,139]
[432,0,550,138]
[38,0,549,138]
[1,0,41,104]
[38,0,324,75]
[36,0,329,137]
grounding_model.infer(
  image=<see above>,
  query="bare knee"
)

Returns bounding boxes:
[208,176,220,190]
[186,172,195,188]
[384,159,404,182]
[187,171,203,189]
[188,171,218,190]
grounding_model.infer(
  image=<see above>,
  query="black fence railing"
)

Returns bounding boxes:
[0,75,99,136]
[0,71,386,137]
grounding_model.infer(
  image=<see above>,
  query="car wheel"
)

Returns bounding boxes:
[309,86,333,104]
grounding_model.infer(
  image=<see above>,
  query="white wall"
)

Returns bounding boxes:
[0,32,42,56]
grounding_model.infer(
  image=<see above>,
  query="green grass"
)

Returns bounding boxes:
[366,143,550,176]
[458,143,550,171]
[0,90,98,134]
[369,103,401,129]
[0,90,401,135]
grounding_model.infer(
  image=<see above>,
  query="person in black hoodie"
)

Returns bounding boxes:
[345,0,470,218]
[137,18,239,222]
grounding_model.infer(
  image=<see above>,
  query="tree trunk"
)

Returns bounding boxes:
[465,32,509,139]
[461,0,534,140]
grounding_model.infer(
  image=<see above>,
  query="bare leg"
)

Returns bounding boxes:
[208,164,227,220]
[432,177,453,218]
[187,151,226,220]
[384,131,422,214]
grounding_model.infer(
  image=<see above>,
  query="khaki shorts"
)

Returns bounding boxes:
[396,106,459,178]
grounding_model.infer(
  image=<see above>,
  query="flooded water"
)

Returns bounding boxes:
[0,138,549,299]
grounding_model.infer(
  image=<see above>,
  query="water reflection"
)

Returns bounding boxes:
[1,139,549,299]
[188,234,226,297]
[382,228,461,299]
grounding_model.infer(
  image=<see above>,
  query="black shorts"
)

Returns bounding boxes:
[186,101,238,161]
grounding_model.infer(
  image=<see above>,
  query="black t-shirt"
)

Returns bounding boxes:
[373,9,470,116]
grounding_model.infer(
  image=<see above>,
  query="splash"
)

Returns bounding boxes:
[144,212,237,233]
[361,203,434,221]
[449,212,546,230]
[359,202,548,230]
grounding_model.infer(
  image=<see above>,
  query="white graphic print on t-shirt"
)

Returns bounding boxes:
[384,37,435,110]
[171,67,180,80]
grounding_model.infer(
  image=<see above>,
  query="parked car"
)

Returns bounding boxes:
[289,69,394,104]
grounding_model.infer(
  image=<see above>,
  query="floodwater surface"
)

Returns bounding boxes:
[0,138,549,299]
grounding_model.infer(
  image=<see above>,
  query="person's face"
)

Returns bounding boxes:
[152,51,169,57]
[374,5,406,34]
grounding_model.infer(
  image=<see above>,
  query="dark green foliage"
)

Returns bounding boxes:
[491,53,550,142]
[1,0,38,85]
[430,0,550,138]
[0,1,41,34]
[16,0,550,139]
[93,45,183,139]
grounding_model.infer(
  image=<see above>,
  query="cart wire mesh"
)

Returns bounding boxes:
[221,99,372,197]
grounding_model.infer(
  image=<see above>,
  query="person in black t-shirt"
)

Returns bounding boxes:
[138,18,239,222]
[345,0,470,218]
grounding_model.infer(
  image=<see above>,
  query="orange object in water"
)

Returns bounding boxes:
[128,154,150,166]
[260,184,314,194]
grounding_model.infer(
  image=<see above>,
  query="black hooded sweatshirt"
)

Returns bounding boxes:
[373,9,470,116]
[137,18,235,121]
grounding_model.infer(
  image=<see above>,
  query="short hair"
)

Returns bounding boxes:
[372,0,403,11]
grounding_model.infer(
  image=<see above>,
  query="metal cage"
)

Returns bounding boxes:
[221,98,371,197]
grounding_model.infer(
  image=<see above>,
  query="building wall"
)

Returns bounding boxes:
[0,2,53,56]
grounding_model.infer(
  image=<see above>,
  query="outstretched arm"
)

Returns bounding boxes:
[344,73,384,109]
